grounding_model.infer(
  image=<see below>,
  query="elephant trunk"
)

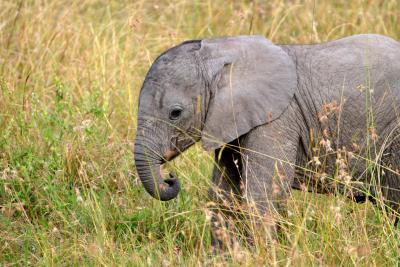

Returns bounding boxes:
[134,139,180,201]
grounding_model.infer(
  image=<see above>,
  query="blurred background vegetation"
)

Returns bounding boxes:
[0,0,399,265]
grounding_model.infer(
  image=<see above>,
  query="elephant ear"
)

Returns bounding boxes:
[198,36,297,150]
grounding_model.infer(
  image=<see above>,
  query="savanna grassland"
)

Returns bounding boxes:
[1,0,400,266]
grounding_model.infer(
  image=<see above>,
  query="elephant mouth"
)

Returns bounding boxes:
[163,149,179,162]
[159,149,180,178]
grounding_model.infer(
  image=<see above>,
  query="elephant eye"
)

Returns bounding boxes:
[169,106,183,121]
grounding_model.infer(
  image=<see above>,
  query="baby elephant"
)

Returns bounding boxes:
[134,34,400,247]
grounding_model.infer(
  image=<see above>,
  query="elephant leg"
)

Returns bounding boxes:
[379,132,400,225]
[208,139,243,251]
[240,121,298,243]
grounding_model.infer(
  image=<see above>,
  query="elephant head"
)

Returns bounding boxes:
[134,36,297,201]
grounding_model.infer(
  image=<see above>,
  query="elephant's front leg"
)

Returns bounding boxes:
[208,140,243,251]
[240,122,298,243]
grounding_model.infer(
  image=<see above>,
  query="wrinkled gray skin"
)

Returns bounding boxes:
[134,34,400,247]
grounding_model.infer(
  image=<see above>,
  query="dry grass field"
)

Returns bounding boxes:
[0,0,399,266]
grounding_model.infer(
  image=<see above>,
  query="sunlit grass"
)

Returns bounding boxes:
[0,0,399,265]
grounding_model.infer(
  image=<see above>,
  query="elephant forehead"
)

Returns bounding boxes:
[147,53,198,81]
[139,79,199,113]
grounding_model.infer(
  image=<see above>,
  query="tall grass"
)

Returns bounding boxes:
[0,0,399,265]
